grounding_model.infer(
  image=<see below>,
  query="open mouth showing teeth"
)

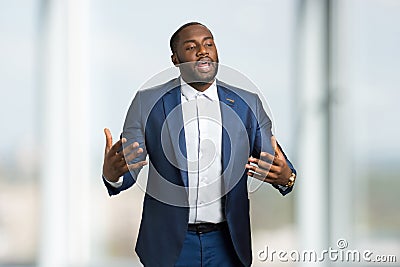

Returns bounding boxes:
[196,61,211,67]
[195,58,214,71]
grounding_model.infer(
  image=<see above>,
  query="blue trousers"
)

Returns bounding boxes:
[174,228,244,267]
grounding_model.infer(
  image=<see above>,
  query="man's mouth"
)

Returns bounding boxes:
[195,58,214,72]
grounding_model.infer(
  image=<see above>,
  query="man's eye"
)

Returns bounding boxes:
[205,43,213,47]
[185,46,195,50]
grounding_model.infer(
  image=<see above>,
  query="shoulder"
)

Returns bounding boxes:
[217,80,260,106]
[126,78,180,114]
[138,78,180,99]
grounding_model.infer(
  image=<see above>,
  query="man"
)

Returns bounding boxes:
[102,22,296,267]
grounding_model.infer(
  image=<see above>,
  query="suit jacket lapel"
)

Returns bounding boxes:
[217,83,253,195]
[162,83,189,188]
[217,85,234,173]
[217,84,240,191]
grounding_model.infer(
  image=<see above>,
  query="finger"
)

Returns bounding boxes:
[245,164,267,178]
[248,157,259,165]
[259,152,276,165]
[253,168,279,183]
[116,160,147,175]
[248,153,273,165]
[271,135,283,159]
[128,161,148,170]
[261,149,284,166]
[121,142,140,157]
[246,162,283,181]
[257,155,276,169]
[108,138,126,157]
[246,163,261,175]
[247,161,281,174]
[113,142,141,168]
[248,169,275,183]
[113,141,135,163]
[247,158,268,171]
[104,128,113,154]
[124,147,144,163]
[247,170,261,180]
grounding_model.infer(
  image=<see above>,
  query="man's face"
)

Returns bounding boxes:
[172,25,219,84]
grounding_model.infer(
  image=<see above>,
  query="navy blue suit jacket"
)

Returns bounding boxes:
[103,78,296,267]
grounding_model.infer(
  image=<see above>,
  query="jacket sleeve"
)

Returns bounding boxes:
[103,90,148,196]
[252,94,296,196]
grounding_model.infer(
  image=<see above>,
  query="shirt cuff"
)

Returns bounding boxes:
[277,184,289,191]
[103,175,123,188]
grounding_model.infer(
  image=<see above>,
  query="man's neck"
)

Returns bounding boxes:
[181,77,215,92]
[189,81,214,92]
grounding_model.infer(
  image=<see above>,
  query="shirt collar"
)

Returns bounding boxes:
[180,77,219,101]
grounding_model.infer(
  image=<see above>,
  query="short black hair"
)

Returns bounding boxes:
[169,22,213,53]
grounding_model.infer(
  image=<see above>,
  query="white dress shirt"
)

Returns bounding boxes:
[180,78,225,224]
[106,78,225,224]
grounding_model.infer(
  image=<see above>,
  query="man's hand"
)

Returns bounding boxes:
[102,128,147,183]
[246,136,292,186]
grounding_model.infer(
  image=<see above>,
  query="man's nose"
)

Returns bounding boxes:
[197,45,208,57]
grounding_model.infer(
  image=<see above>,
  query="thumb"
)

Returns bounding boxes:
[271,135,281,158]
[104,128,113,154]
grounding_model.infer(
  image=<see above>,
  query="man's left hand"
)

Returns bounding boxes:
[246,136,292,186]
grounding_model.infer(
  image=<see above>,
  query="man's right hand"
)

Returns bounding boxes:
[102,128,147,183]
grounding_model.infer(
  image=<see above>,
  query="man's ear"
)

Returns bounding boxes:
[171,53,179,66]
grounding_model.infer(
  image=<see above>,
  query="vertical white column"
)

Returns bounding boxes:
[66,0,91,265]
[295,0,330,266]
[38,0,69,266]
[38,0,91,266]
[329,1,353,265]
